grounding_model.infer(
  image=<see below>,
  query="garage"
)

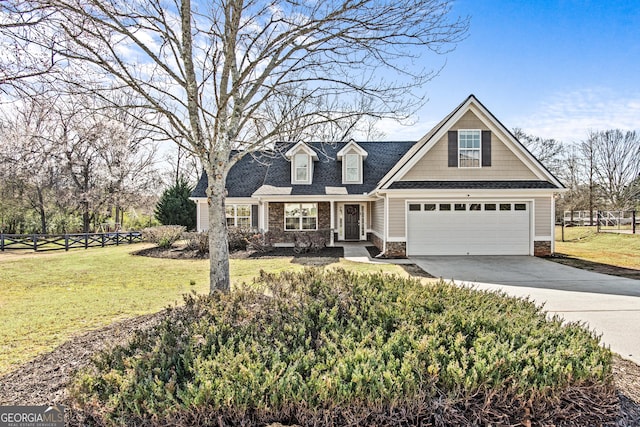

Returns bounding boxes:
[406,201,531,255]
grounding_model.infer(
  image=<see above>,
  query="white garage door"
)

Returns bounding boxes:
[406,201,531,255]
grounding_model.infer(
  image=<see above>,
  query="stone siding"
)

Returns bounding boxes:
[267,202,331,244]
[370,233,384,252]
[534,241,552,257]
[385,241,406,257]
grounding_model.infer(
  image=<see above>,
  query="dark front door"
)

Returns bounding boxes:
[344,204,360,240]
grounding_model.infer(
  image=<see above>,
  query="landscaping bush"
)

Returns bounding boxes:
[71,269,616,426]
[141,225,185,249]
[227,227,254,251]
[183,231,209,254]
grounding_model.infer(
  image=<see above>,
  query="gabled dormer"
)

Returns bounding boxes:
[337,140,368,185]
[285,142,318,185]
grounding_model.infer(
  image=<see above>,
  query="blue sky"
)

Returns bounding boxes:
[383,0,640,143]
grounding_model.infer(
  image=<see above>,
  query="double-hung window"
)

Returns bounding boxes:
[458,130,481,168]
[344,153,360,183]
[285,203,318,230]
[225,204,251,228]
[294,153,309,182]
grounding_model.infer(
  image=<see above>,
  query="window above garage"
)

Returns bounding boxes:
[448,130,492,168]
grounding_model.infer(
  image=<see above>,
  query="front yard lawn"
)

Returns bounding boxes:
[0,245,407,375]
[554,226,640,277]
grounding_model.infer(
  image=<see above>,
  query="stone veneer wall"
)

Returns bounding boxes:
[385,242,406,257]
[534,241,552,257]
[267,202,331,244]
[370,233,383,252]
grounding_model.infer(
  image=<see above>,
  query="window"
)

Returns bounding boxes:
[484,203,496,211]
[409,204,421,211]
[424,203,436,211]
[294,153,309,182]
[285,203,317,230]
[459,130,481,168]
[344,153,360,183]
[226,204,252,228]
[514,203,527,211]
[500,203,512,211]
[439,203,451,211]
[469,203,481,211]
[454,203,466,211]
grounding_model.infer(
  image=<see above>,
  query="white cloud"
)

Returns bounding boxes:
[514,88,640,144]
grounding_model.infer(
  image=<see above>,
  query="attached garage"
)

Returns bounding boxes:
[406,201,531,255]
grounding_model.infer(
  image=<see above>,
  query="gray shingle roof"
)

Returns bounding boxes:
[388,180,558,190]
[191,141,415,197]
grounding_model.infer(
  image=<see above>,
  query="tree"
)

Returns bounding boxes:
[589,130,640,210]
[4,0,468,292]
[154,178,197,230]
[513,128,564,178]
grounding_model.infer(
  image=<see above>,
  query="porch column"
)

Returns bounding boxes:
[330,200,335,246]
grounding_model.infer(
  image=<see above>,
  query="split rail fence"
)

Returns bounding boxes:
[0,232,143,252]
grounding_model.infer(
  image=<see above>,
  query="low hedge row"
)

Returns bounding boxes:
[71,269,616,426]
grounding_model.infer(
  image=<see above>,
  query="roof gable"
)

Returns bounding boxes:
[377,95,564,190]
[337,140,368,159]
[284,141,319,160]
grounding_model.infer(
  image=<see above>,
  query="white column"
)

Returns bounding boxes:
[329,200,335,246]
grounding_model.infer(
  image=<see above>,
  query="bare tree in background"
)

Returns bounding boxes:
[3,0,468,292]
[588,130,640,210]
[513,128,564,178]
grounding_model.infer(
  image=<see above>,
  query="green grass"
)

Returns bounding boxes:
[0,245,407,375]
[555,226,640,269]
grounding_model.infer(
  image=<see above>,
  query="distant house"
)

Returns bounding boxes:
[191,95,564,257]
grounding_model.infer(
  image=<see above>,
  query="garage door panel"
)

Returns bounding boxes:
[407,201,530,256]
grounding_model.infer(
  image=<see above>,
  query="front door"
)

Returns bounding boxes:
[344,204,360,240]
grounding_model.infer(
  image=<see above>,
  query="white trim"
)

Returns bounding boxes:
[330,200,335,246]
[383,193,389,253]
[284,141,319,160]
[337,140,368,159]
[284,202,319,231]
[342,153,363,184]
[292,153,312,185]
[551,196,556,253]
[534,236,553,241]
[387,237,406,242]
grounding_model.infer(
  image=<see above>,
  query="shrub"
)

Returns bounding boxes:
[184,231,209,253]
[142,225,185,249]
[292,231,326,253]
[227,227,253,252]
[245,232,273,253]
[71,270,616,426]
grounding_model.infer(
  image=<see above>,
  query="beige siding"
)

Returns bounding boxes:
[388,198,406,238]
[371,199,384,234]
[401,110,538,181]
[534,196,552,237]
[198,201,209,231]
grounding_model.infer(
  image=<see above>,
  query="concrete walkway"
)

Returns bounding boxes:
[339,242,413,264]
[410,256,640,364]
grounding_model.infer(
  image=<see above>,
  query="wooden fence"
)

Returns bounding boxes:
[0,232,143,252]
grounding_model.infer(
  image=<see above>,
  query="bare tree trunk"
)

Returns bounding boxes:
[206,167,230,293]
[37,186,47,234]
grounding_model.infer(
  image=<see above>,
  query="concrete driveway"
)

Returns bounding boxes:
[410,256,640,365]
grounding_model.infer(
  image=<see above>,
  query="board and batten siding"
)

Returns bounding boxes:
[534,196,552,237]
[387,198,406,238]
[400,110,538,181]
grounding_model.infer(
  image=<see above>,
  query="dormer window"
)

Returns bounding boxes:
[294,153,309,182]
[285,141,318,185]
[344,153,360,183]
[337,140,367,185]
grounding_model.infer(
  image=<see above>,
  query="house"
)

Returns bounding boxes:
[190,95,564,257]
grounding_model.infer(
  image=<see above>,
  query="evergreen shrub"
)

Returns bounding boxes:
[72,269,616,426]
